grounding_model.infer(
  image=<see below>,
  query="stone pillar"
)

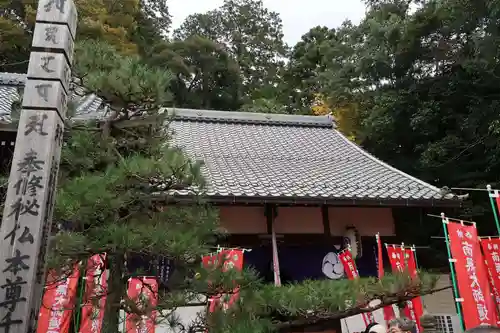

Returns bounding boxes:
[0,0,77,332]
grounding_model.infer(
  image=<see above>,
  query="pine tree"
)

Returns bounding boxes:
[51,39,223,332]
[44,40,442,333]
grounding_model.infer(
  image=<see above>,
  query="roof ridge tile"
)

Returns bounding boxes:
[165,107,335,128]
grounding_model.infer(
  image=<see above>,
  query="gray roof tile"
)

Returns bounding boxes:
[0,73,105,122]
[0,73,459,204]
[0,86,21,122]
[168,108,458,203]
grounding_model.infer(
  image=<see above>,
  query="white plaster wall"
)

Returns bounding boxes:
[119,296,206,333]
[341,306,401,333]
[156,306,206,333]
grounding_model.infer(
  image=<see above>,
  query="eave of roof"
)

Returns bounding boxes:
[162,193,463,207]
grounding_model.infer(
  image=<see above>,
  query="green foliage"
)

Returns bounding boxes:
[205,272,440,333]
[0,16,31,72]
[2,0,467,330]
[148,36,242,110]
[50,40,222,330]
[174,0,289,104]
[240,98,288,114]
[351,0,500,195]
[279,0,500,233]
[0,0,169,72]
[284,26,339,112]
[74,40,172,112]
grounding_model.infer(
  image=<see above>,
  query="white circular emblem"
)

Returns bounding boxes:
[322,252,344,280]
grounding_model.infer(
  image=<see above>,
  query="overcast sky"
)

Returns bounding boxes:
[168,0,367,46]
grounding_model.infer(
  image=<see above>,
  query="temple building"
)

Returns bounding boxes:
[0,72,464,333]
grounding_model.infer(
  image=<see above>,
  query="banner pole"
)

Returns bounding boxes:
[411,245,420,270]
[486,185,500,235]
[271,212,282,287]
[441,214,465,331]
[74,265,86,332]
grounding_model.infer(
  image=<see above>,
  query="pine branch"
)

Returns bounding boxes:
[273,286,451,332]
[0,59,29,67]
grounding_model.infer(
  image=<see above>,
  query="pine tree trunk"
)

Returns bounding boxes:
[103,254,126,333]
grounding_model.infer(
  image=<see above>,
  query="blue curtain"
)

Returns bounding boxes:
[127,254,173,286]
[243,238,378,283]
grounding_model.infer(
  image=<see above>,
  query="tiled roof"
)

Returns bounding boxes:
[0,73,105,122]
[0,73,460,205]
[168,108,460,205]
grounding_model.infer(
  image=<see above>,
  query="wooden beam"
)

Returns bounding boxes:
[158,194,465,208]
[321,205,331,237]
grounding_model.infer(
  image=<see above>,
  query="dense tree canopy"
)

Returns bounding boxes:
[0,0,168,71]
[174,0,289,105]
[147,36,242,110]
[283,0,500,232]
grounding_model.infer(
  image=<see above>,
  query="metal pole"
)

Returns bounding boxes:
[412,245,420,270]
[74,266,86,332]
[451,187,490,192]
[385,243,430,249]
[427,214,476,226]
[0,1,77,332]
[441,214,465,331]
[486,185,500,235]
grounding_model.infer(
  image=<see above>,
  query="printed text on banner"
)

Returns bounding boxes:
[338,250,375,325]
[202,249,244,313]
[447,222,498,328]
[480,238,500,321]
[386,246,419,331]
[403,248,424,331]
[79,254,108,333]
[126,277,158,333]
[37,265,80,333]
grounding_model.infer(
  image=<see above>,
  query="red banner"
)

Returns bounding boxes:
[339,250,359,280]
[447,222,498,328]
[386,246,404,273]
[480,238,500,319]
[219,249,244,310]
[37,265,80,333]
[387,245,422,328]
[403,248,424,332]
[202,252,221,313]
[202,253,218,271]
[79,254,108,333]
[376,234,396,322]
[203,249,244,313]
[339,250,375,325]
[126,277,158,333]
